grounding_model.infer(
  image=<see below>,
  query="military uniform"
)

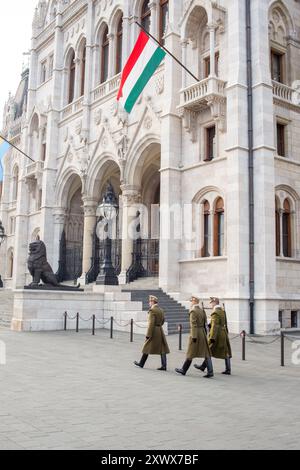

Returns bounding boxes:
[134,301,170,371]
[175,300,214,378]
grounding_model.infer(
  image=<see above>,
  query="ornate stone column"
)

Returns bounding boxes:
[52,207,67,273]
[181,38,188,88]
[82,198,98,276]
[149,1,158,38]
[208,23,217,77]
[108,33,115,79]
[119,185,141,285]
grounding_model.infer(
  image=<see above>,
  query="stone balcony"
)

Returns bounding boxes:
[25,160,44,192]
[92,73,121,103]
[272,80,300,111]
[61,96,84,121]
[178,76,227,133]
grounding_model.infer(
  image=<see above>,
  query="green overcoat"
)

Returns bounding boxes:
[209,307,232,359]
[142,305,170,355]
[186,305,211,359]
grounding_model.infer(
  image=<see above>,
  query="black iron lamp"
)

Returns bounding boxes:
[96,184,119,286]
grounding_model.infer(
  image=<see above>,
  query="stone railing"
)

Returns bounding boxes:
[25,160,44,178]
[179,76,226,111]
[92,73,121,102]
[61,96,84,120]
[272,80,300,108]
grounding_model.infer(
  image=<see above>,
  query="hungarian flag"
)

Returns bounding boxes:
[117,31,166,113]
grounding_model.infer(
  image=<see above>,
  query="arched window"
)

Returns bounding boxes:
[214,198,224,256]
[282,199,291,258]
[80,41,86,96]
[116,16,123,75]
[141,0,151,33]
[275,198,281,257]
[101,26,109,83]
[159,0,169,43]
[68,49,76,104]
[202,200,210,258]
[12,166,19,201]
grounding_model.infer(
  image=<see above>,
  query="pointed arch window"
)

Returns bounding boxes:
[80,41,86,96]
[214,198,224,256]
[101,26,109,83]
[159,0,169,43]
[202,200,211,258]
[141,0,151,33]
[68,49,76,104]
[116,16,123,75]
[282,199,292,258]
[275,198,281,257]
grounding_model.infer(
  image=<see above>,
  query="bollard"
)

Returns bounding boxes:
[242,330,246,361]
[281,332,285,367]
[64,312,67,331]
[130,319,134,343]
[110,317,113,339]
[92,315,95,336]
[76,312,79,333]
[178,324,183,351]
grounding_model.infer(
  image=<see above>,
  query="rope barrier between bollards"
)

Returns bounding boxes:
[178,324,183,351]
[76,312,79,333]
[110,316,113,339]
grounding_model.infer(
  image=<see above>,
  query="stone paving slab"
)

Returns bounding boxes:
[0,329,299,450]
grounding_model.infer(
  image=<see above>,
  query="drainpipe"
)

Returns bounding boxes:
[246,0,255,334]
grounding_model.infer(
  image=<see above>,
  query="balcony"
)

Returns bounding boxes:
[178,77,227,134]
[25,160,44,178]
[272,80,300,111]
[61,96,84,121]
[92,73,121,102]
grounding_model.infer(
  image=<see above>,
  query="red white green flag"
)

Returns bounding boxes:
[117,31,166,113]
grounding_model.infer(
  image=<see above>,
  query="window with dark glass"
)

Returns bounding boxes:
[101,26,109,83]
[213,198,224,257]
[80,43,86,96]
[68,50,76,104]
[141,0,151,33]
[116,16,123,74]
[275,200,280,256]
[205,126,216,161]
[202,201,210,258]
[278,311,283,328]
[271,50,284,83]
[291,311,298,328]
[282,199,291,258]
[277,123,286,157]
[160,0,169,43]
[204,53,219,78]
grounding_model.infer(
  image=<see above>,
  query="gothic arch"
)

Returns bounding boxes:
[125,134,161,186]
[268,0,295,39]
[87,155,121,202]
[55,167,83,209]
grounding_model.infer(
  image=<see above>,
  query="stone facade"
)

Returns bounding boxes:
[1,0,300,333]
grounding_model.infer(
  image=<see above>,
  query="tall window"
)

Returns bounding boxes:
[141,0,151,33]
[214,198,224,257]
[271,50,284,83]
[205,126,216,161]
[275,199,280,257]
[277,123,286,157]
[101,26,109,83]
[116,16,123,75]
[282,199,291,258]
[80,42,86,96]
[41,61,47,83]
[204,53,219,78]
[202,201,210,258]
[160,0,169,43]
[68,50,76,104]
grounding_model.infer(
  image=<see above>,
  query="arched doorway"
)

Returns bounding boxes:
[64,176,84,281]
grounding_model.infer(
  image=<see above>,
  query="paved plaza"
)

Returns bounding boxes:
[0,328,299,450]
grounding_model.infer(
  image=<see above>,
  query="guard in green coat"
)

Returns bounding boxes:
[195,297,232,375]
[175,296,214,378]
[134,295,170,371]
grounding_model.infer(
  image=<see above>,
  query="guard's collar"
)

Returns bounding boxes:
[213,304,222,312]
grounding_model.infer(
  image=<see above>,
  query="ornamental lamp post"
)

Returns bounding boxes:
[96,183,119,286]
[0,220,6,288]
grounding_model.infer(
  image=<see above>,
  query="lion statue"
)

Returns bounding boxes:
[27,240,80,289]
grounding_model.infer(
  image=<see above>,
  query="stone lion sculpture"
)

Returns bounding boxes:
[27,240,80,289]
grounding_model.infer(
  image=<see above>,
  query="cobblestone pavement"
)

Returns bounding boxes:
[0,329,299,450]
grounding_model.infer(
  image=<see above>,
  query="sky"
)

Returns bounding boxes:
[0,0,38,128]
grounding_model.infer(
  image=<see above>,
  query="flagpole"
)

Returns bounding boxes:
[0,134,35,163]
[135,21,200,83]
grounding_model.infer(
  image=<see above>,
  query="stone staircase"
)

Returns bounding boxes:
[0,289,14,329]
[122,286,190,335]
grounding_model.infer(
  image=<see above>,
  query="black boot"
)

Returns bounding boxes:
[175,359,192,376]
[157,354,167,371]
[222,357,231,375]
[134,354,148,368]
[203,357,214,378]
[194,359,207,372]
